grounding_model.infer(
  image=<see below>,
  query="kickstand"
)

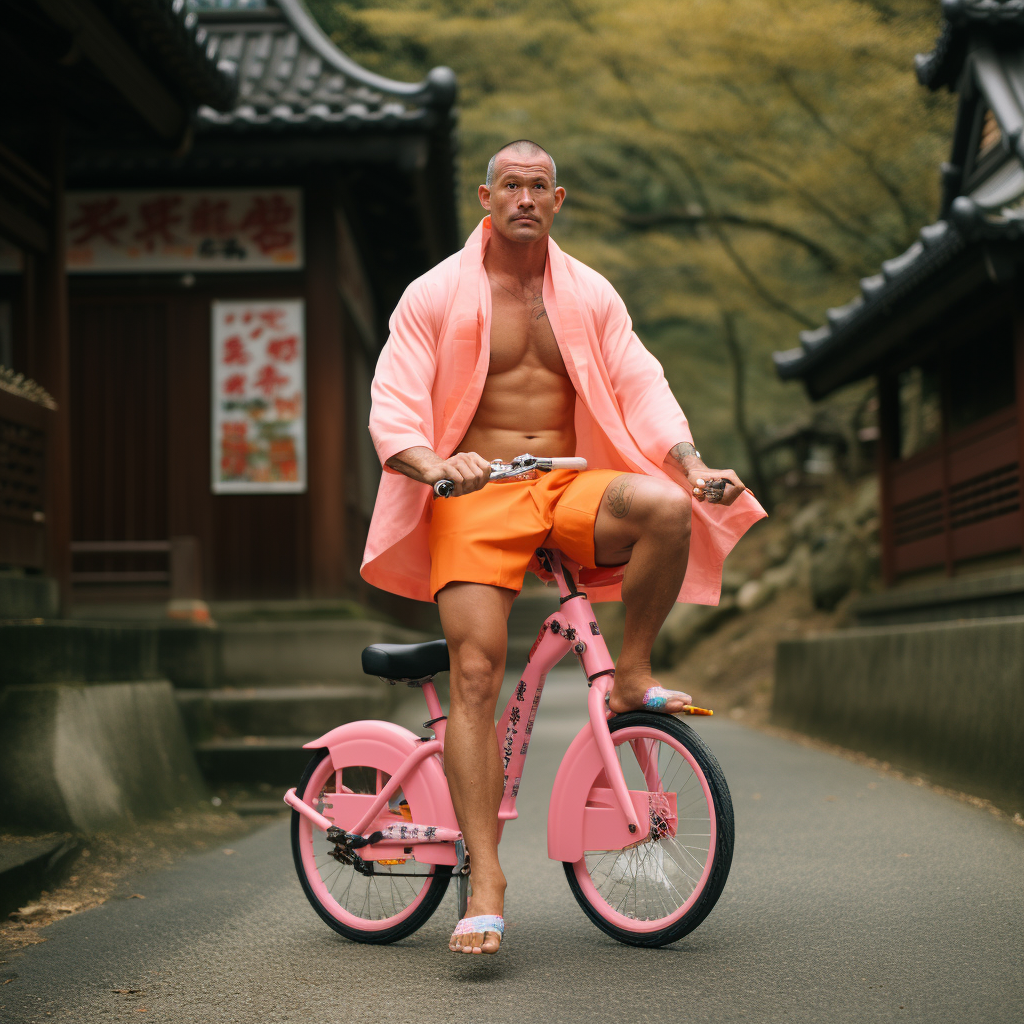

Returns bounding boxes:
[454,838,470,920]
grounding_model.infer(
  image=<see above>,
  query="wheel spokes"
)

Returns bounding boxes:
[583,734,713,923]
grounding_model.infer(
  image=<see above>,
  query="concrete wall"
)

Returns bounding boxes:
[0,681,207,833]
[773,616,1024,808]
[0,572,59,619]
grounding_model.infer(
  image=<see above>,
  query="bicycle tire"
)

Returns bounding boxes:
[291,747,451,944]
[562,711,734,947]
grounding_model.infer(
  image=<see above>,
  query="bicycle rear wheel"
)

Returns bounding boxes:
[291,747,451,944]
[563,712,734,947]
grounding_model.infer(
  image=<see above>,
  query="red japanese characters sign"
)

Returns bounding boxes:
[212,300,306,494]
[67,189,303,273]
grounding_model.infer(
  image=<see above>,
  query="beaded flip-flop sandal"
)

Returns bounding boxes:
[604,687,712,715]
[451,915,504,954]
[641,685,691,710]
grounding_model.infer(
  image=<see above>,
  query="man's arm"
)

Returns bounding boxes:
[664,442,747,507]
[385,446,492,497]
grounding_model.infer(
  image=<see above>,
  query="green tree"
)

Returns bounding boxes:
[310,0,954,471]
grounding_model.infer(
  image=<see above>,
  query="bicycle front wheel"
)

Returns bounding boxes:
[291,747,451,944]
[563,712,734,947]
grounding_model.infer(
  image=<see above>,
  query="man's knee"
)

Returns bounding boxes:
[449,644,505,712]
[640,481,691,543]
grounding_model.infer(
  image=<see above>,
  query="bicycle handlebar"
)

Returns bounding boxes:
[433,454,588,498]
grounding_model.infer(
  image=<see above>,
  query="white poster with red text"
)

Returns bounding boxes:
[211,300,306,494]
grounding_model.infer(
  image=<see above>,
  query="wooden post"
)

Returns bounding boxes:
[30,114,72,613]
[877,374,897,586]
[169,535,202,600]
[303,177,347,598]
[1015,296,1024,560]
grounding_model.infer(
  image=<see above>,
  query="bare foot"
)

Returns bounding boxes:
[449,880,505,954]
[608,663,692,715]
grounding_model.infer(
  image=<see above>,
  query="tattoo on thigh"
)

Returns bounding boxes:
[606,479,635,519]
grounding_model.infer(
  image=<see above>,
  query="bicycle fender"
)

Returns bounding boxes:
[303,720,458,864]
[547,721,652,863]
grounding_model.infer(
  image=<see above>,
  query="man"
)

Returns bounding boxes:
[363,140,765,955]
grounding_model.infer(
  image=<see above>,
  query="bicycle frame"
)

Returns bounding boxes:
[286,547,648,862]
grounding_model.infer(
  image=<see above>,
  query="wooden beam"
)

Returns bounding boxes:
[32,0,186,139]
[0,195,49,252]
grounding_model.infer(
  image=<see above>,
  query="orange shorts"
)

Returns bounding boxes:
[427,469,624,599]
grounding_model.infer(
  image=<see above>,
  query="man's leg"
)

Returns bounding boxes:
[592,474,694,714]
[436,581,516,954]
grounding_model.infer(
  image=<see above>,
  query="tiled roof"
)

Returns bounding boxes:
[916,0,1024,91]
[195,0,455,132]
[774,7,1024,396]
[773,202,1024,385]
[105,0,238,110]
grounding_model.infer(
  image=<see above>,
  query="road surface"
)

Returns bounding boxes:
[2,670,1022,1023]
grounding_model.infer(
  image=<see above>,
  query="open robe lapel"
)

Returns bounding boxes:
[545,238,654,476]
[436,220,491,457]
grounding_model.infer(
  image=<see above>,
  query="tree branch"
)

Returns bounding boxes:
[618,209,840,271]
[777,68,916,241]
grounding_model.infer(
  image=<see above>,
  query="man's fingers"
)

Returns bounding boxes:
[691,469,747,506]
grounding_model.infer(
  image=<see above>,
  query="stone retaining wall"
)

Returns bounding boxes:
[773,616,1024,809]
[0,681,206,833]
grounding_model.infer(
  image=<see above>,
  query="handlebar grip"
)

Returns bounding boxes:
[433,479,454,498]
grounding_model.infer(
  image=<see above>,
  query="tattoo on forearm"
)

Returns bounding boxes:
[670,442,699,466]
[606,479,635,519]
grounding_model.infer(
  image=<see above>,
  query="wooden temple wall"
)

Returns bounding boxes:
[67,182,374,602]
[879,293,1024,581]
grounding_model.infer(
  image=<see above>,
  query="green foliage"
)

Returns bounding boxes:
[308,0,955,469]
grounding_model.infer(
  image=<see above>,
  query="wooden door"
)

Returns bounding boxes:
[69,298,170,597]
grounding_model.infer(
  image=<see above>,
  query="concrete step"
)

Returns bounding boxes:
[194,736,315,786]
[176,683,395,740]
[220,620,429,685]
[0,837,79,917]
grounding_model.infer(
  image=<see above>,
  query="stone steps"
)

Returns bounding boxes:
[194,736,315,788]
[178,592,559,786]
[176,618,429,784]
[176,684,391,739]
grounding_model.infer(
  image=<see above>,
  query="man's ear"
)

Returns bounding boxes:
[553,186,566,213]
[478,184,492,210]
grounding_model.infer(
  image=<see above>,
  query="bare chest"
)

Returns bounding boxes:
[487,280,569,378]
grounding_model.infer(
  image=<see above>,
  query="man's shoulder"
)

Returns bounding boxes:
[402,250,462,306]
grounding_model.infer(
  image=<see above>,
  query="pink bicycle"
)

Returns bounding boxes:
[285,455,734,947]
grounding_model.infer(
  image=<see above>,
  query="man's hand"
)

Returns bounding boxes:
[666,442,747,507]
[424,451,493,497]
[386,447,492,497]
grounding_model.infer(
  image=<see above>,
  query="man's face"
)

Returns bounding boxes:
[478,153,565,244]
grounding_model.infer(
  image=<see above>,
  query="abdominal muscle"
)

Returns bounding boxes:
[456,365,578,465]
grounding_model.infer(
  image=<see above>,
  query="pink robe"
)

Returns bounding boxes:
[361,217,766,604]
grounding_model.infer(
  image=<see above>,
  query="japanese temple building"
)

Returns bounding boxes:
[775,1,1024,588]
[1,0,458,613]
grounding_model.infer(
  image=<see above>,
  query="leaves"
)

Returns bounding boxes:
[313,0,954,464]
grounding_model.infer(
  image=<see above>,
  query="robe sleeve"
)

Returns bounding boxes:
[596,285,694,464]
[369,278,441,472]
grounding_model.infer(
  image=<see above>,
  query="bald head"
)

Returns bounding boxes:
[485,140,557,188]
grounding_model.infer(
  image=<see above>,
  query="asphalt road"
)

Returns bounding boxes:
[2,669,1022,1024]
